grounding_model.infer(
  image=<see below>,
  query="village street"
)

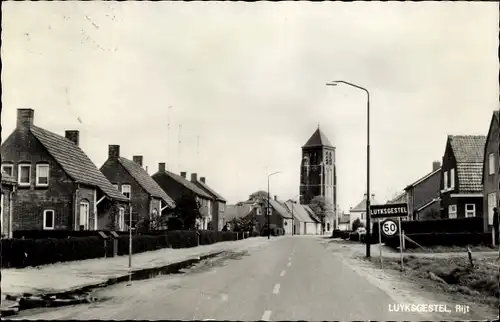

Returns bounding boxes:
[12,236,489,321]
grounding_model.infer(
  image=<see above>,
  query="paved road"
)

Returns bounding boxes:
[14,236,472,321]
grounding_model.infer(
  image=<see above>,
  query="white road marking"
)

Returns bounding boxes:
[280,270,286,277]
[288,256,292,261]
[273,283,280,294]
[262,310,272,321]
[287,262,291,267]
[221,293,228,302]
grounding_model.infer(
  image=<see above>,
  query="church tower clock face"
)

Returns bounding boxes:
[300,125,336,209]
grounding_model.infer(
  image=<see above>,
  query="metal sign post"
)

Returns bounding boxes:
[398,216,404,272]
[378,219,383,269]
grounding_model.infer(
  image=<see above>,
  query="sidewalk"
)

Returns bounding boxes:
[1,237,275,300]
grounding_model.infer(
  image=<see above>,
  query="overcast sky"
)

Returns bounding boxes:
[2,1,498,211]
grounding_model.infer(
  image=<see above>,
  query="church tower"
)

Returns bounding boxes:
[299,126,337,212]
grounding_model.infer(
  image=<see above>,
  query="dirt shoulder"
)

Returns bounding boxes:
[320,238,499,320]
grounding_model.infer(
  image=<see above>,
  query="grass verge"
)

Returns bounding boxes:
[404,245,496,253]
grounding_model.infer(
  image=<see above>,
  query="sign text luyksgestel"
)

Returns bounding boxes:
[370,203,408,219]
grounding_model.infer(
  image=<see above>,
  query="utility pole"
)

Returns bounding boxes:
[167,106,172,171]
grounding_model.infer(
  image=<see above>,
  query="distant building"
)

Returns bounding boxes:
[440,135,486,219]
[349,193,380,231]
[299,125,336,234]
[191,175,227,231]
[482,110,499,233]
[404,161,441,221]
[283,201,321,235]
[338,213,351,231]
[1,109,129,232]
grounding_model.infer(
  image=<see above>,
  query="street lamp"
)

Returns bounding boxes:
[267,171,281,239]
[326,80,371,258]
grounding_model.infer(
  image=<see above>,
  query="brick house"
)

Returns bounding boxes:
[440,135,486,219]
[404,161,442,221]
[100,146,175,228]
[151,164,214,230]
[191,175,226,231]
[1,172,17,238]
[482,111,499,233]
[1,109,130,232]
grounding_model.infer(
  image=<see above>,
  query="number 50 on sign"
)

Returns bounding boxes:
[381,219,398,237]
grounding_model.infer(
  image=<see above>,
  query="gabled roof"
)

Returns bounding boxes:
[153,171,213,200]
[30,126,128,202]
[302,127,334,149]
[283,202,316,223]
[416,198,440,213]
[193,180,226,202]
[1,172,16,185]
[350,195,381,212]
[404,168,441,191]
[386,192,407,204]
[448,135,486,163]
[268,198,292,219]
[224,204,253,221]
[118,157,175,207]
[457,163,483,193]
[482,111,499,185]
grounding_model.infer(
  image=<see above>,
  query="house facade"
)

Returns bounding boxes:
[482,111,499,232]
[100,146,175,229]
[440,135,486,219]
[1,109,130,232]
[404,161,441,221]
[1,173,17,238]
[283,201,320,235]
[151,165,214,230]
[338,213,351,231]
[349,194,380,231]
[192,175,226,230]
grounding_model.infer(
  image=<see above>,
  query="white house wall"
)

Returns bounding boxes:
[283,218,293,235]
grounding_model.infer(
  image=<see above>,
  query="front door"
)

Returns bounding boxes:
[80,201,90,230]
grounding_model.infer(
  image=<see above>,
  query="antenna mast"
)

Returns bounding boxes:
[197,135,200,173]
[178,124,182,172]
[167,106,172,171]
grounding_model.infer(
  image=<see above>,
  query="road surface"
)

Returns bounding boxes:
[14,236,484,321]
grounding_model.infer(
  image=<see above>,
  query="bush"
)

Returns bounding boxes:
[352,218,364,232]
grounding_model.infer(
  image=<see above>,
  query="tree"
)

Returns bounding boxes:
[248,190,268,201]
[172,193,203,230]
[228,216,254,232]
[309,195,333,234]
[352,218,364,231]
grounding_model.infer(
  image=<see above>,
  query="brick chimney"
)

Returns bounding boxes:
[17,109,34,130]
[180,172,187,179]
[159,163,166,173]
[432,161,441,171]
[200,177,206,183]
[133,156,143,167]
[108,145,120,160]
[191,173,198,182]
[65,130,79,146]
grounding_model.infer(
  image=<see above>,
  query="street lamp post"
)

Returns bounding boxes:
[267,171,281,239]
[326,80,371,258]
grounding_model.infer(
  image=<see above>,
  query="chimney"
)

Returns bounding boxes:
[17,109,34,129]
[159,163,166,173]
[108,145,120,160]
[191,173,198,182]
[432,161,441,171]
[133,156,143,167]
[180,172,187,179]
[274,195,277,201]
[65,130,79,146]
[200,177,206,184]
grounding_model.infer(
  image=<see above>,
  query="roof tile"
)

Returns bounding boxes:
[449,135,486,163]
[302,127,334,148]
[193,181,226,202]
[457,163,483,193]
[153,171,213,200]
[30,126,128,202]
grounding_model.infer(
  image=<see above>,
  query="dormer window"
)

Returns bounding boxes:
[489,153,495,175]
[36,164,49,187]
[122,184,131,199]
[443,171,448,190]
[450,168,455,189]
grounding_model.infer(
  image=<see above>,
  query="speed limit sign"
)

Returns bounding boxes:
[381,219,398,237]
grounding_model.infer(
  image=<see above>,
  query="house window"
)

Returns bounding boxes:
[450,168,455,189]
[465,204,476,218]
[488,193,497,225]
[43,210,55,230]
[36,164,49,186]
[489,153,495,175]
[18,164,31,186]
[448,205,457,219]
[207,200,212,216]
[361,213,364,220]
[443,171,448,190]
[1,164,13,177]
[112,184,119,190]
[121,184,131,199]
[79,201,90,230]
[118,207,125,231]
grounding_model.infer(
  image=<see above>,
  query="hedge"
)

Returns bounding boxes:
[1,230,247,268]
[12,230,131,239]
[384,232,492,249]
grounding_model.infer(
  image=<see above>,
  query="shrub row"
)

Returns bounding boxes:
[2,230,248,268]
[398,217,483,234]
[384,232,492,249]
[12,230,131,239]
